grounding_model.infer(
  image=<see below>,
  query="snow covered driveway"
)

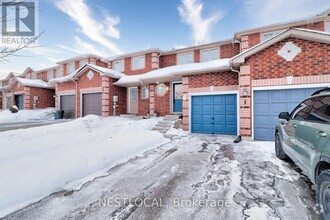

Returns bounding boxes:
[3,132,317,219]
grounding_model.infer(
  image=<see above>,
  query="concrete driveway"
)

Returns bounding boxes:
[3,134,317,220]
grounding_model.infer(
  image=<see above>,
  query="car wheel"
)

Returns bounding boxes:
[317,170,330,219]
[275,133,288,160]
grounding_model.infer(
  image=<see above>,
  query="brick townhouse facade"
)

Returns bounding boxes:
[1,9,330,141]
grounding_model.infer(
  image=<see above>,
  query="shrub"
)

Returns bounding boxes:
[9,105,19,113]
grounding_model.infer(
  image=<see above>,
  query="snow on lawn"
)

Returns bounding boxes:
[0,108,56,123]
[0,115,166,217]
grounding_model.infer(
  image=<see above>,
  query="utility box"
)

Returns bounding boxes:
[34,96,39,101]
[113,95,118,102]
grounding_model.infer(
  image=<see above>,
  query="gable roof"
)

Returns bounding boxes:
[231,28,330,67]
[48,64,126,84]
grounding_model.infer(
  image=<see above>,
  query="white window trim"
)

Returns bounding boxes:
[113,60,125,72]
[47,70,53,80]
[177,52,194,65]
[67,63,75,73]
[141,86,149,99]
[132,55,145,70]
[200,47,219,62]
[326,21,330,32]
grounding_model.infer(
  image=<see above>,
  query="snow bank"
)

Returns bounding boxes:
[0,116,165,217]
[0,108,56,123]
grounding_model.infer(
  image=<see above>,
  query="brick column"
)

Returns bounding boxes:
[23,87,30,110]
[107,61,112,69]
[182,76,189,131]
[149,84,155,115]
[241,36,249,52]
[239,65,252,139]
[89,57,97,65]
[151,53,159,69]
[102,76,110,117]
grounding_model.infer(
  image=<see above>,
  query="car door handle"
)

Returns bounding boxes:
[293,124,297,128]
[316,131,328,138]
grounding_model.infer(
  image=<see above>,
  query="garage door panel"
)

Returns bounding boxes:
[83,93,102,117]
[192,96,203,105]
[254,87,324,141]
[192,94,237,135]
[60,95,76,119]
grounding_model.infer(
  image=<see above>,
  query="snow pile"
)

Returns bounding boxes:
[166,127,188,137]
[16,78,54,89]
[0,116,165,217]
[0,108,56,123]
[115,58,231,85]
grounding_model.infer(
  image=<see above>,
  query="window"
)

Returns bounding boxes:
[113,60,124,72]
[56,66,63,77]
[291,99,314,121]
[177,52,193,65]
[31,72,37,80]
[132,56,145,70]
[261,30,284,41]
[327,22,330,32]
[47,70,53,80]
[0,81,2,86]
[201,48,219,62]
[25,74,30,79]
[79,59,88,68]
[67,63,75,73]
[141,87,149,99]
[308,96,330,124]
[156,83,167,96]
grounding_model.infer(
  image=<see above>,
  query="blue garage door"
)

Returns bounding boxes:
[192,94,237,135]
[254,87,324,141]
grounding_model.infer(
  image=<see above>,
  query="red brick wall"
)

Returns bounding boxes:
[109,80,127,115]
[160,54,176,68]
[187,71,239,88]
[96,60,107,67]
[29,88,55,109]
[0,93,2,109]
[246,37,330,80]
[138,86,149,115]
[220,43,240,58]
[13,82,24,93]
[154,82,170,116]
[194,49,200,63]
[296,21,324,32]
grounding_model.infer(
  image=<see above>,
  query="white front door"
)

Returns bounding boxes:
[128,87,138,114]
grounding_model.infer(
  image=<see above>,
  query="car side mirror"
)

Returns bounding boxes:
[279,112,290,120]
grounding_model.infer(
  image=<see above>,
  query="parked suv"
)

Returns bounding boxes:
[275,88,330,219]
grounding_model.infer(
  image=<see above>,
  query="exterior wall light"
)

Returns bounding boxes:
[243,88,249,96]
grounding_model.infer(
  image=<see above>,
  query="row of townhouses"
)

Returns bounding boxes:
[1,10,330,141]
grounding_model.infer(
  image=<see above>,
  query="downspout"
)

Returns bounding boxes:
[72,78,78,118]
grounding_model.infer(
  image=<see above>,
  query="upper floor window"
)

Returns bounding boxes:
[0,81,2,86]
[261,30,284,41]
[25,74,30,79]
[132,56,145,70]
[79,59,88,68]
[177,52,193,65]
[67,63,75,73]
[31,72,37,80]
[326,22,330,32]
[113,60,124,72]
[141,87,149,99]
[47,70,53,80]
[201,48,219,62]
[57,66,63,77]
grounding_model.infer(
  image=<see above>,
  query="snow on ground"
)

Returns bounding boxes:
[0,108,56,123]
[0,116,166,217]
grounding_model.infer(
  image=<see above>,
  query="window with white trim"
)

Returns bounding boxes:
[56,66,63,77]
[141,87,149,99]
[31,72,37,80]
[79,59,88,68]
[177,52,193,65]
[261,30,284,41]
[201,48,219,62]
[113,60,124,72]
[47,70,53,80]
[132,56,145,70]
[67,63,75,73]
[25,74,30,79]
[327,22,330,32]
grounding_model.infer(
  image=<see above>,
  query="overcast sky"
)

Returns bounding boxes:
[1,0,330,78]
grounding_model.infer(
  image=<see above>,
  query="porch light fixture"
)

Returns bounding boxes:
[243,88,249,96]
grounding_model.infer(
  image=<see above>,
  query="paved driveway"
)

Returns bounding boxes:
[4,134,317,220]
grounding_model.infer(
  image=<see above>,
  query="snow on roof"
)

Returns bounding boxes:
[114,59,231,86]
[16,78,55,89]
[48,64,126,84]
[56,54,103,64]
[103,48,162,62]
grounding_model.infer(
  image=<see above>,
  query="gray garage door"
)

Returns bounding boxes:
[60,95,76,119]
[253,87,324,141]
[82,93,102,117]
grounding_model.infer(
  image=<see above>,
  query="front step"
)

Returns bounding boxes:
[152,115,181,135]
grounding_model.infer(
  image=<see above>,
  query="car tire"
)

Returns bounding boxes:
[317,170,330,219]
[275,133,289,160]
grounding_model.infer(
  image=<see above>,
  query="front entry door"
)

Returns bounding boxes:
[173,82,182,113]
[15,94,24,110]
[129,87,138,114]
